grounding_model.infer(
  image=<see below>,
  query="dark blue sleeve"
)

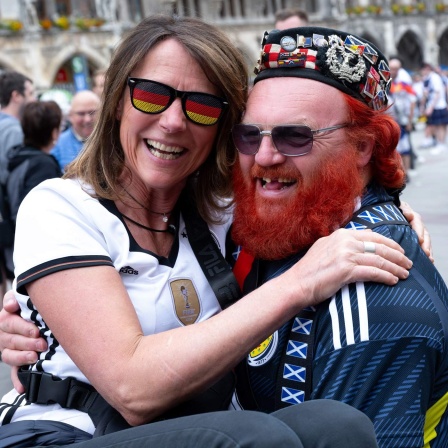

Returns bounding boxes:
[311,224,448,448]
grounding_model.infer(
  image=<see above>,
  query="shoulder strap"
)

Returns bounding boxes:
[274,308,317,409]
[181,196,241,310]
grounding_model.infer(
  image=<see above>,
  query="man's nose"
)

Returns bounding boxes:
[255,132,287,166]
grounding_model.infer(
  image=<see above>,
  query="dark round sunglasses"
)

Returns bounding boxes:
[127,78,228,126]
[232,123,349,157]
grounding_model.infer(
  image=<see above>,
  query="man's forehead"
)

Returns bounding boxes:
[71,100,98,112]
[245,77,344,122]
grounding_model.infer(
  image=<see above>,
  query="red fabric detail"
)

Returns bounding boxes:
[233,248,255,290]
[185,99,221,119]
[390,81,416,96]
[262,45,317,70]
[134,87,168,107]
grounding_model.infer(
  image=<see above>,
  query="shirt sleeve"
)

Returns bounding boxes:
[311,258,448,448]
[13,178,115,294]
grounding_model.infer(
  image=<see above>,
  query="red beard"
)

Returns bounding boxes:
[232,149,365,260]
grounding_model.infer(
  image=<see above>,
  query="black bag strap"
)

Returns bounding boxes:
[17,367,236,435]
[17,369,112,428]
[274,307,317,409]
[181,195,242,310]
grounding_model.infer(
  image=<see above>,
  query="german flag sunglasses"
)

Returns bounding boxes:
[127,78,228,126]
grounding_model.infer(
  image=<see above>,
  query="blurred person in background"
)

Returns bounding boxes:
[0,71,36,296]
[4,101,63,276]
[274,8,309,29]
[435,65,448,102]
[0,71,36,186]
[389,57,417,181]
[420,62,448,154]
[92,68,107,98]
[411,72,425,119]
[39,89,73,131]
[51,90,101,171]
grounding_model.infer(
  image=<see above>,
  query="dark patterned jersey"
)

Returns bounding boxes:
[232,185,448,448]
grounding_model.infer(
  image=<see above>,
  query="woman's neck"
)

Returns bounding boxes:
[118,175,185,218]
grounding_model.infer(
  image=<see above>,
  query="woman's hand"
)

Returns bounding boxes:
[282,229,413,308]
[401,201,434,263]
[0,290,47,392]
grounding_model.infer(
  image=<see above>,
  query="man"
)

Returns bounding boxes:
[51,89,100,171]
[389,57,417,180]
[274,8,309,29]
[92,68,106,98]
[0,71,36,291]
[0,71,36,186]
[228,27,448,448]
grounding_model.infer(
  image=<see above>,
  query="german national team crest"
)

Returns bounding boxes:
[171,279,200,326]
[247,331,279,366]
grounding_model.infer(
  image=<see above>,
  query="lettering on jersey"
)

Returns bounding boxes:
[171,279,200,326]
[247,331,279,366]
[120,265,139,275]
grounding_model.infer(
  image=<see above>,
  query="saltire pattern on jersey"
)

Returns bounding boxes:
[345,202,407,230]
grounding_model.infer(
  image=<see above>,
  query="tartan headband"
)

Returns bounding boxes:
[254,26,391,110]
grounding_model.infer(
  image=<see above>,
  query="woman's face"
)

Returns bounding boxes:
[118,38,221,194]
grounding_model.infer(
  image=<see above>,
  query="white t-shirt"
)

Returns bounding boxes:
[0,178,232,433]
[425,71,447,110]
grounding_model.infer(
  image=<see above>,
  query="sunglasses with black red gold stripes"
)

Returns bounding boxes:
[127,78,228,126]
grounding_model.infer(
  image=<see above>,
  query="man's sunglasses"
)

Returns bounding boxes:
[232,123,348,157]
[127,78,228,126]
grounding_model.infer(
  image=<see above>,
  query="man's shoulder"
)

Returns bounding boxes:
[0,112,21,132]
[57,127,76,142]
[0,112,18,122]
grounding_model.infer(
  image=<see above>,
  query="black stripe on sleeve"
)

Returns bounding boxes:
[16,255,114,295]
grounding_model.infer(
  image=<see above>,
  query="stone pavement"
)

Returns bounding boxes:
[0,127,446,399]
[401,127,448,283]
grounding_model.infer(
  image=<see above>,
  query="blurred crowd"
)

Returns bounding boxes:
[0,68,105,294]
[389,58,448,184]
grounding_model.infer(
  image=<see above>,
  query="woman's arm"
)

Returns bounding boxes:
[21,229,410,426]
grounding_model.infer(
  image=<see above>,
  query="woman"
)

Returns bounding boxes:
[4,100,63,275]
[0,15,412,447]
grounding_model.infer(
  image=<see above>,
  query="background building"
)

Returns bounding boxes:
[0,0,447,94]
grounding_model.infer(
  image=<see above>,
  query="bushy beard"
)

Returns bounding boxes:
[232,149,365,260]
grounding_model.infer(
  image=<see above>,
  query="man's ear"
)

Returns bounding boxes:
[10,90,22,104]
[356,139,374,168]
[51,127,60,142]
